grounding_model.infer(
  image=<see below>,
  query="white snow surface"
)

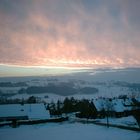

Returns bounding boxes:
[0,104,50,120]
[96,116,139,128]
[0,122,139,140]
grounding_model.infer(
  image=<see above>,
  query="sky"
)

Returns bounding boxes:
[0,0,140,76]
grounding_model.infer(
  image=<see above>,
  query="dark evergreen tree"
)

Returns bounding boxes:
[27,96,37,103]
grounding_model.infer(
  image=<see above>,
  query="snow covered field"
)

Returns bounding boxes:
[0,68,140,100]
[0,122,139,140]
[0,68,140,140]
[96,116,139,128]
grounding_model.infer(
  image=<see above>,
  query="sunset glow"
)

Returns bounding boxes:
[0,0,140,76]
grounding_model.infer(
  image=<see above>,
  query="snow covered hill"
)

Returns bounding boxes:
[0,68,140,99]
[0,122,139,140]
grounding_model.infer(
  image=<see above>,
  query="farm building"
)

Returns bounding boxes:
[0,103,50,122]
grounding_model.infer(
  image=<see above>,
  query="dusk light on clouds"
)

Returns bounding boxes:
[0,0,140,70]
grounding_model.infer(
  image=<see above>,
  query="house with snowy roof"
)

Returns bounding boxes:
[0,103,50,122]
[94,97,140,119]
[0,104,28,121]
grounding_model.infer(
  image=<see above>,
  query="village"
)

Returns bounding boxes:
[0,94,140,131]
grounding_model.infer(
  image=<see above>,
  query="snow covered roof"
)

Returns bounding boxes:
[94,98,134,112]
[24,104,50,120]
[112,99,125,112]
[94,98,106,111]
[0,104,27,120]
[0,103,50,120]
[123,98,133,106]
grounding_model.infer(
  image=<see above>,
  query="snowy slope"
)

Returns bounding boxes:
[0,123,139,140]
[96,116,139,128]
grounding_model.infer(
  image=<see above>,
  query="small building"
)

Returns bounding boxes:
[112,99,126,118]
[0,103,50,122]
[94,97,140,118]
[0,104,28,122]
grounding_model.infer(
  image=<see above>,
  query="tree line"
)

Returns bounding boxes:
[47,97,98,119]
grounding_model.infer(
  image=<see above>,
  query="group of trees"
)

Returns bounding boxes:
[0,82,27,87]
[133,110,140,127]
[47,97,98,119]
[25,85,77,95]
[47,96,140,125]
[18,84,98,96]
[0,96,37,104]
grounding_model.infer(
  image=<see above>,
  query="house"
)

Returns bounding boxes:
[0,103,50,122]
[0,104,28,122]
[94,97,140,119]
[112,99,126,118]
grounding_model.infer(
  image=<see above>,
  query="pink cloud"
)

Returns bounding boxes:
[0,0,140,68]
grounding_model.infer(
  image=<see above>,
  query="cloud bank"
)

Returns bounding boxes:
[0,0,140,68]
